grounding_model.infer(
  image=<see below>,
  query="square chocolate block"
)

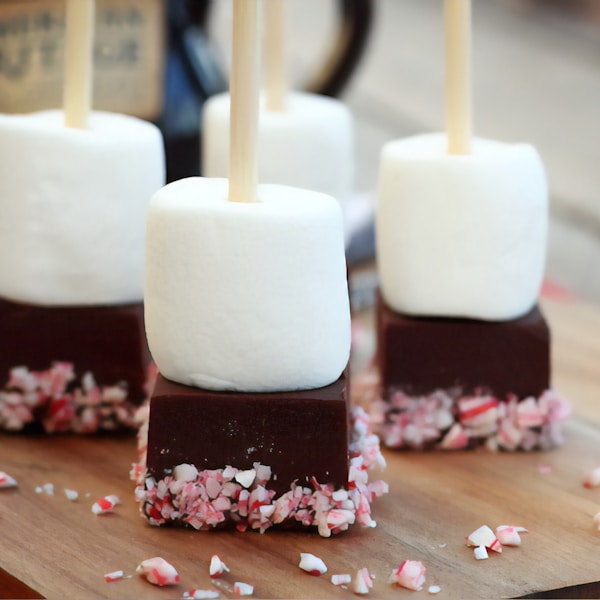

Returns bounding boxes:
[146,372,350,496]
[0,297,150,403]
[376,291,550,399]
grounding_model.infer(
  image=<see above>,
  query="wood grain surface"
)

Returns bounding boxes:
[0,295,599,600]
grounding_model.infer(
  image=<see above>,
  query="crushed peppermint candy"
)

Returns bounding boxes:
[389,560,426,591]
[92,494,120,515]
[331,573,352,586]
[352,568,374,595]
[466,525,502,553]
[0,471,17,488]
[35,483,55,496]
[233,581,254,596]
[495,525,528,547]
[134,407,388,536]
[64,488,79,501]
[593,512,600,531]
[582,466,600,489]
[183,590,220,599]
[0,362,156,434]
[104,570,125,583]
[299,553,327,576]
[136,557,180,586]
[209,555,230,578]
[360,364,570,451]
[428,584,442,594]
[473,546,488,560]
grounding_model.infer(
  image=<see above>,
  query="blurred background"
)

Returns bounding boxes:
[0,0,598,303]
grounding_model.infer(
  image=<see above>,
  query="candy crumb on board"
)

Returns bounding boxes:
[91,494,120,515]
[104,570,124,583]
[233,581,254,597]
[331,573,352,586]
[593,512,600,531]
[582,466,600,489]
[352,568,374,595]
[136,557,180,586]
[389,560,426,591]
[428,584,442,594]
[183,590,220,599]
[465,525,502,553]
[299,553,327,575]
[0,471,17,488]
[209,555,230,578]
[495,525,528,546]
[64,488,79,501]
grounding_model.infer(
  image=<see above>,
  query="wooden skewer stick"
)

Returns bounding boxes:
[264,0,287,111]
[445,0,472,155]
[228,0,261,203]
[63,0,95,129]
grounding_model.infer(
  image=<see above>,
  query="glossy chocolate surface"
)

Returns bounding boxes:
[376,292,550,398]
[147,373,350,496]
[0,297,150,403]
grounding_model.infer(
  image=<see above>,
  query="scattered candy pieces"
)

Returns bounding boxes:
[299,553,327,576]
[92,494,120,515]
[352,568,374,595]
[136,557,180,586]
[209,555,230,579]
[36,483,55,495]
[389,560,426,591]
[495,525,528,547]
[331,574,352,586]
[64,488,79,501]
[428,584,442,594]
[233,581,254,597]
[593,512,600,531]
[183,590,220,599]
[466,525,502,553]
[104,570,124,583]
[582,466,600,489]
[235,469,257,489]
[473,546,488,560]
[0,471,17,488]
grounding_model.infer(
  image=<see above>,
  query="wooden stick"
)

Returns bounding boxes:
[445,0,472,155]
[63,0,95,129]
[228,0,261,203]
[264,0,287,111]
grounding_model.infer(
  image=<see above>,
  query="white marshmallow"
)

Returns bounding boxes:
[202,91,353,209]
[0,110,165,306]
[145,177,350,392]
[376,133,548,320]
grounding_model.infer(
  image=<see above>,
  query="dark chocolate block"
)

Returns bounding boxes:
[376,291,550,398]
[0,296,150,403]
[147,372,350,496]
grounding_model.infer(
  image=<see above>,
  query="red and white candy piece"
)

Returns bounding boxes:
[495,525,528,547]
[582,466,600,489]
[104,570,124,583]
[465,525,502,553]
[352,568,374,595]
[473,546,488,560]
[92,494,120,515]
[331,573,352,586]
[209,555,230,579]
[299,553,327,576]
[233,581,254,596]
[136,556,180,586]
[389,560,426,591]
[0,471,17,488]
[183,589,220,599]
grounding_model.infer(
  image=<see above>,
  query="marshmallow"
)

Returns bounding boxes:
[0,110,165,306]
[376,133,548,320]
[202,91,353,208]
[145,177,350,392]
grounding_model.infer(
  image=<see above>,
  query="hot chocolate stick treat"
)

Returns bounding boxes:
[202,0,354,218]
[370,0,569,450]
[138,0,386,535]
[0,0,165,433]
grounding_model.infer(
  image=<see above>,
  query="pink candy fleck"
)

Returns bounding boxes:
[389,560,426,591]
[352,568,374,595]
[495,525,528,547]
[136,557,180,586]
[104,570,124,583]
[0,471,17,488]
[92,494,120,515]
[299,553,327,576]
[209,554,230,578]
